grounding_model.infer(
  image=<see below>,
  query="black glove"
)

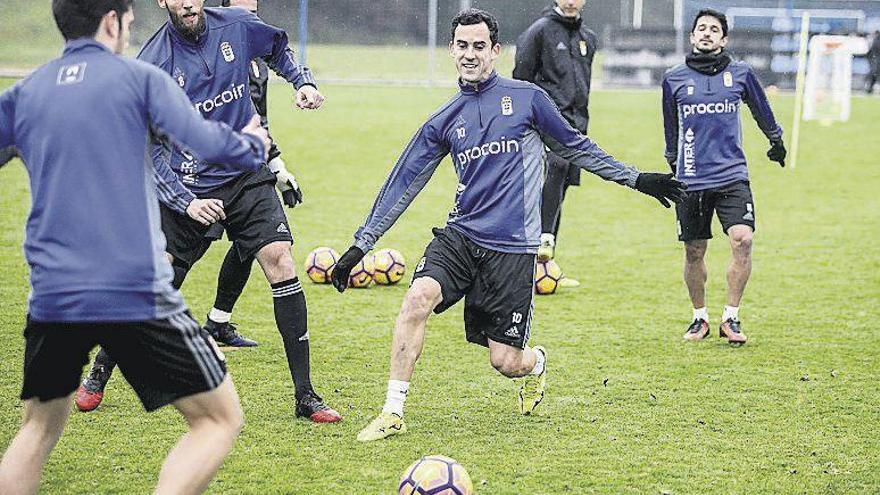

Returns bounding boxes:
[331,246,366,293]
[767,139,786,167]
[634,172,688,208]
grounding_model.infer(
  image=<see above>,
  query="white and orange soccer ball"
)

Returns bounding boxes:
[534,259,563,295]
[398,455,473,495]
[348,256,375,289]
[372,248,406,285]
[304,247,339,284]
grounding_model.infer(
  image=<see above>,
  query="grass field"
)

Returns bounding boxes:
[1,78,879,494]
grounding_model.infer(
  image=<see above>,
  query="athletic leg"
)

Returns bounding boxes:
[204,245,258,347]
[0,397,72,495]
[154,378,243,495]
[255,240,340,421]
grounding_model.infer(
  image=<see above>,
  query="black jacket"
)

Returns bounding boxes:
[513,6,598,134]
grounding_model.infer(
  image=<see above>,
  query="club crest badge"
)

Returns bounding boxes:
[220,42,235,63]
[723,71,733,88]
[173,67,186,88]
[579,40,588,56]
[501,96,513,116]
[57,63,86,85]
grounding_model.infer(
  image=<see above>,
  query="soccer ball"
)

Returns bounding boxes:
[304,247,339,284]
[348,256,374,288]
[534,259,563,295]
[398,455,473,495]
[372,248,406,285]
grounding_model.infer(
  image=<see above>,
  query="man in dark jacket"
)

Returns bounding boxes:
[513,0,598,287]
[867,31,880,94]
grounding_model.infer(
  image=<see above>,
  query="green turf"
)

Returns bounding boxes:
[1,80,878,494]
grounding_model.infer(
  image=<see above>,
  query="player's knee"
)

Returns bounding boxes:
[489,351,522,377]
[685,242,707,263]
[399,284,439,321]
[257,242,296,281]
[729,228,753,253]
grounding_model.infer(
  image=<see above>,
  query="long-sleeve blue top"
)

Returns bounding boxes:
[662,60,782,191]
[139,7,315,195]
[354,72,640,254]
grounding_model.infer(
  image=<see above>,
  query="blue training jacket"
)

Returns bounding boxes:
[662,60,782,191]
[354,72,641,255]
[0,39,265,322]
[139,7,315,195]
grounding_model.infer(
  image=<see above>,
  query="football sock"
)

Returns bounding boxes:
[93,347,117,373]
[271,278,312,399]
[214,248,253,313]
[382,380,410,417]
[693,307,709,322]
[529,347,545,376]
[208,308,231,324]
[722,306,740,322]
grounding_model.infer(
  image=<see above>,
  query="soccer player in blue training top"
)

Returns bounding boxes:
[331,9,687,442]
[0,0,270,492]
[76,0,341,423]
[198,0,306,349]
[662,9,786,345]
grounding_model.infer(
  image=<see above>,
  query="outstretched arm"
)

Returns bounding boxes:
[531,88,686,207]
[332,122,448,292]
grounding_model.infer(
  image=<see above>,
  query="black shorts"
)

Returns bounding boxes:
[412,227,535,349]
[676,181,755,242]
[21,312,226,412]
[162,171,292,267]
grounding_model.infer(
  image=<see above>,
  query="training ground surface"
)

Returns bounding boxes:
[1,80,878,494]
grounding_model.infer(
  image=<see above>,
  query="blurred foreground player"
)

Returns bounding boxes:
[0,1,270,493]
[662,9,785,344]
[332,9,686,442]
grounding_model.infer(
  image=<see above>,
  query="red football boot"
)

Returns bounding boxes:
[295,391,342,423]
[75,365,112,412]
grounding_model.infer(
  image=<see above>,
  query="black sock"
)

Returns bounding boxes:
[213,248,254,313]
[271,278,312,399]
[93,347,117,374]
[172,262,189,289]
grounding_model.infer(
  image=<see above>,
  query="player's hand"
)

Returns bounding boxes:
[295,85,324,110]
[241,115,270,160]
[331,246,365,293]
[186,198,226,226]
[268,157,303,208]
[767,139,786,167]
[635,172,688,208]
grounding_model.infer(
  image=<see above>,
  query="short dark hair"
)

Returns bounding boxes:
[221,0,231,6]
[692,8,728,38]
[451,8,499,46]
[52,0,134,41]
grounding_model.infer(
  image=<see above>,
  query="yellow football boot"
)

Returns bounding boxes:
[356,412,407,442]
[519,346,547,415]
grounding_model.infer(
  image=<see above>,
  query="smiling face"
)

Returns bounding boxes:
[449,22,501,85]
[690,15,728,54]
[158,0,206,41]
